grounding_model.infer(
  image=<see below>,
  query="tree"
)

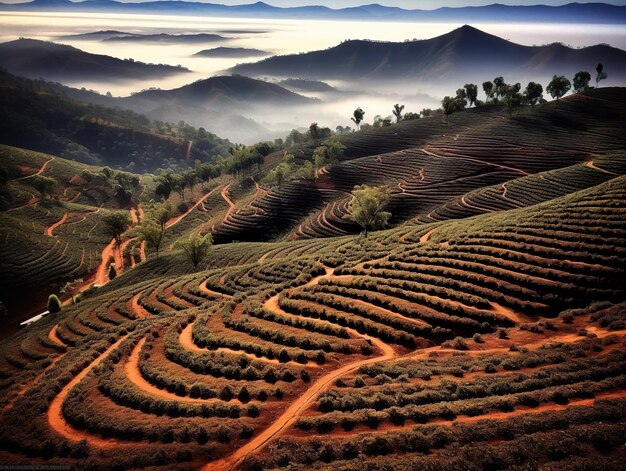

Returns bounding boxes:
[573,71,591,93]
[596,63,608,88]
[392,104,405,123]
[138,220,164,258]
[31,175,57,201]
[464,83,478,107]
[442,96,457,121]
[48,294,61,314]
[482,81,494,102]
[493,76,506,100]
[309,123,321,140]
[108,264,117,281]
[546,75,572,100]
[503,83,522,116]
[351,107,365,129]
[313,146,328,169]
[180,233,213,269]
[268,162,291,187]
[441,92,466,122]
[150,202,172,232]
[524,82,544,108]
[324,135,346,165]
[347,185,391,237]
[103,212,130,245]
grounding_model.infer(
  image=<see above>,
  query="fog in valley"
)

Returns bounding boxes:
[2,11,625,143]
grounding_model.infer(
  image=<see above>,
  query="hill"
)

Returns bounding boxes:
[0,157,624,468]
[0,38,190,82]
[103,33,230,43]
[208,88,626,244]
[229,25,626,84]
[0,69,231,172]
[193,47,271,58]
[114,75,317,143]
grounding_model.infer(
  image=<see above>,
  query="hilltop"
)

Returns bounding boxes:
[229,25,626,84]
[0,38,190,83]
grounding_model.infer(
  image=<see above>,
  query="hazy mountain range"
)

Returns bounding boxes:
[1,0,625,23]
[0,38,190,82]
[230,25,626,84]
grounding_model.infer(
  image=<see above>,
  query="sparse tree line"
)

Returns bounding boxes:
[441,63,609,119]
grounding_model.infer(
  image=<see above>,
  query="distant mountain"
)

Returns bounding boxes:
[0,1,624,24]
[0,38,190,82]
[96,75,317,143]
[193,47,271,58]
[230,25,626,84]
[279,78,337,93]
[103,33,230,43]
[123,75,315,109]
[57,30,133,40]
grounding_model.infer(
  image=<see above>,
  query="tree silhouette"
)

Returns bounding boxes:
[596,63,608,88]
[547,75,572,100]
[493,77,506,101]
[464,83,478,107]
[108,264,117,281]
[392,104,405,123]
[47,294,62,314]
[573,71,591,93]
[504,83,522,116]
[351,107,365,129]
[524,82,544,108]
[482,81,494,102]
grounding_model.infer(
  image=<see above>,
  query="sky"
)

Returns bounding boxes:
[3,0,626,6]
[214,0,626,6]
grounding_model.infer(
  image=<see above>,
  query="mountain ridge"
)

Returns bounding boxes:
[0,38,190,82]
[0,1,624,24]
[229,25,626,83]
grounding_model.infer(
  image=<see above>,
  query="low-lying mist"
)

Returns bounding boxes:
[2,12,625,143]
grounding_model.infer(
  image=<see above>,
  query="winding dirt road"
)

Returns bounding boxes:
[13,157,53,181]
[45,213,68,237]
[202,266,396,471]
[165,185,222,229]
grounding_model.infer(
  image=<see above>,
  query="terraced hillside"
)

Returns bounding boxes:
[0,170,624,469]
[0,146,148,333]
[211,88,626,243]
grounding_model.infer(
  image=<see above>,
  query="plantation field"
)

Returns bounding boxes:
[0,88,625,470]
[0,171,624,469]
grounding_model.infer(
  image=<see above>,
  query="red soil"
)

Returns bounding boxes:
[47,336,128,448]
[129,293,151,318]
[203,266,396,471]
[199,280,232,300]
[48,324,65,347]
[45,213,68,237]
